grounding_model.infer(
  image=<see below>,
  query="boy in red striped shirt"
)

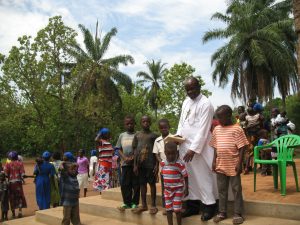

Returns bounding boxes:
[161,141,188,225]
[210,105,248,225]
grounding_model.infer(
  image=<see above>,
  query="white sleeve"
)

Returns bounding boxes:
[189,102,214,154]
[153,140,159,154]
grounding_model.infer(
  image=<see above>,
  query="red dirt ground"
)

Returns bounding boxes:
[8,159,300,219]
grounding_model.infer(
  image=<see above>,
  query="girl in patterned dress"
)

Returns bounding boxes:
[93,128,114,193]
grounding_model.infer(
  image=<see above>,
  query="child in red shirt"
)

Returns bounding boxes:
[161,141,188,225]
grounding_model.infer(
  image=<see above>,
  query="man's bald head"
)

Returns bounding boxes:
[184,77,201,99]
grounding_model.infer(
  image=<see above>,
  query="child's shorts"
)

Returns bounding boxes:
[138,167,156,185]
[164,187,184,212]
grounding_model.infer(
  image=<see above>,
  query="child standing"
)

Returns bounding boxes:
[132,115,158,214]
[77,149,89,197]
[93,128,114,193]
[116,116,140,211]
[161,141,188,225]
[153,118,172,214]
[0,172,8,221]
[211,105,249,225]
[60,152,81,225]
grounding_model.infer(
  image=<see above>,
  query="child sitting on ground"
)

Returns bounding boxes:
[0,172,8,221]
[60,152,81,225]
[153,118,172,215]
[132,115,158,214]
[161,141,188,225]
[257,129,272,176]
[211,105,249,225]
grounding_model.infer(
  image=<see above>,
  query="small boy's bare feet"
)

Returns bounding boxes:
[131,206,148,214]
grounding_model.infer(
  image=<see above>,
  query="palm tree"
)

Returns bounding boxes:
[293,0,300,78]
[203,0,298,106]
[68,21,134,105]
[137,60,167,118]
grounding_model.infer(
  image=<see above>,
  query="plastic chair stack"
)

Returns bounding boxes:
[253,134,300,196]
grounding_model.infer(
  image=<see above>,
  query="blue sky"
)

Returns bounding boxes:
[0,0,244,107]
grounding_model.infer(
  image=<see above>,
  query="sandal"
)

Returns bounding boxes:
[149,207,158,215]
[213,212,227,223]
[232,215,244,224]
[131,206,148,214]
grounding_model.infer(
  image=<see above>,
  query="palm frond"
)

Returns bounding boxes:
[98,27,117,59]
[78,24,97,60]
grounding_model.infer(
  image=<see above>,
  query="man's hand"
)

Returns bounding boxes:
[183,150,195,162]
[235,163,242,175]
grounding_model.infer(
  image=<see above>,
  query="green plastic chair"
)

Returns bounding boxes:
[253,134,300,196]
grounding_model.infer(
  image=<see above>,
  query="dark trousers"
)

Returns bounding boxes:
[121,166,140,206]
[61,204,81,225]
[217,173,243,215]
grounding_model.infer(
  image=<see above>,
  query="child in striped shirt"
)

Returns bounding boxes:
[211,105,249,225]
[161,141,188,225]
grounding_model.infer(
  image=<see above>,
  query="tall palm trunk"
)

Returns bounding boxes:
[293,0,300,79]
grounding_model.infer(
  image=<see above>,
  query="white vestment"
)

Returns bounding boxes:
[177,94,218,205]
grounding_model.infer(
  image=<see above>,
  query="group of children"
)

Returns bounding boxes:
[236,103,296,176]
[115,115,189,225]
[0,102,292,225]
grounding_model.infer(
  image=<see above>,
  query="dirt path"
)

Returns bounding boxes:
[20,161,99,218]
[10,159,300,219]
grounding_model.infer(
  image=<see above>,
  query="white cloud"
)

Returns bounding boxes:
[0,0,78,54]
[0,0,241,108]
[114,0,226,32]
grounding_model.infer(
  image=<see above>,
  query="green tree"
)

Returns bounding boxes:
[137,60,167,119]
[158,63,211,132]
[1,16,78,153]
[68,22,134,105]
[203,0,298,107]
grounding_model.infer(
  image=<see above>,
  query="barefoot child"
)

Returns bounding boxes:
[132,115,158,214]
[211,105,249,225]
[116,116,140,210]
[161,141,188,225]
[153,118,172,214]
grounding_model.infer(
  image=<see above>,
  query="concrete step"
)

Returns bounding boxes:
[35,206,138,225]
[78,196,300,225]
[3,216,44,225]
[102,187,300,220]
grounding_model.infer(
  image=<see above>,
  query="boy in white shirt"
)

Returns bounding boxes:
[153,118,172,214]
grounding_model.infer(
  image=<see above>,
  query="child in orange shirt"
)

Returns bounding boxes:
[211,105,249,225]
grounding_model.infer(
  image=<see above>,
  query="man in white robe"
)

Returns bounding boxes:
[176,77,218,221]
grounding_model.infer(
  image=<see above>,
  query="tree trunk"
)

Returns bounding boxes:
[293,0,300,79]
